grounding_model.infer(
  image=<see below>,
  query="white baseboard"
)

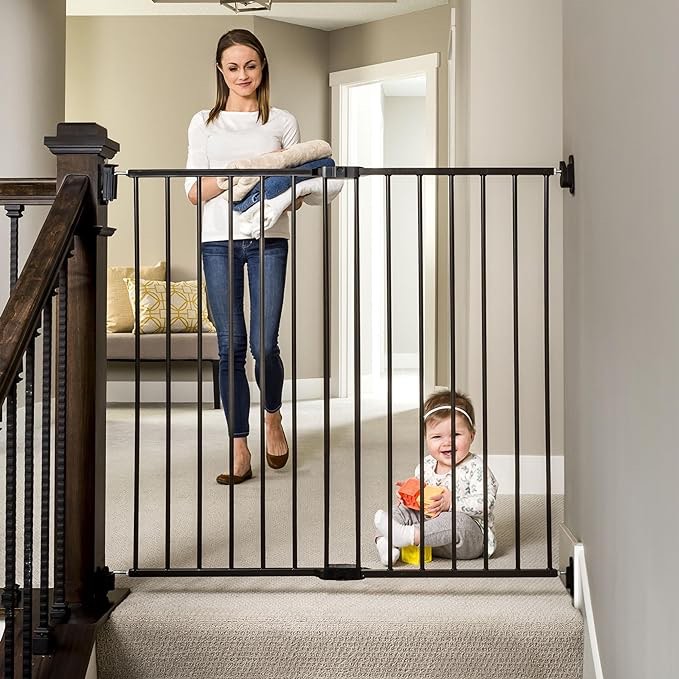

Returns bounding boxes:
[107,380,217,404]
[574,543,605,679]
[107,378,325,405]
[560,525,604,679]
[490,453,563,495]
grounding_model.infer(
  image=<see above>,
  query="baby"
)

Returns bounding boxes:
[374,389,499,565]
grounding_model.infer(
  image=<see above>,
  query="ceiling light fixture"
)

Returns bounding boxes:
[220,0,273,12]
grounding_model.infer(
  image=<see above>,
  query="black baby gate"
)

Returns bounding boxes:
[113,157,575,581]
[0,121,575,679]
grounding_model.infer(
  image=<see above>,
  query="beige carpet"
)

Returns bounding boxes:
[94,397,582,679]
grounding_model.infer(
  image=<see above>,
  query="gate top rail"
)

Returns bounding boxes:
[122,165,558,178]
[0,174,89,402]
[0,178,57,206]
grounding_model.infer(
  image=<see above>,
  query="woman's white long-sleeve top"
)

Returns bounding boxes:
[185,107,300,242]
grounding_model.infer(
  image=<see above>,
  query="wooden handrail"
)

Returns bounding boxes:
[0,178,57,205]
[0,174,90,403]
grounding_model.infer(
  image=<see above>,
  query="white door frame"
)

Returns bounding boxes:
[330,53,440,398]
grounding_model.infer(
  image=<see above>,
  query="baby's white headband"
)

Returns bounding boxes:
[423,405,474,428]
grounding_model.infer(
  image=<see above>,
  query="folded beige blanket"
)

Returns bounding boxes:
[216,140,332,201]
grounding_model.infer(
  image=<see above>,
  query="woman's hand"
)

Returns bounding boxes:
[285,197,304,212]
[426,488,451,518]
[188,177,225,205]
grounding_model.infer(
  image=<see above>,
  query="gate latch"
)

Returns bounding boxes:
[315,564,364,581]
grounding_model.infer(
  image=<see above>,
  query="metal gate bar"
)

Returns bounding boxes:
[120,164,559,579]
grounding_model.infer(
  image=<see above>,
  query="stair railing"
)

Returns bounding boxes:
[0,123,125,679]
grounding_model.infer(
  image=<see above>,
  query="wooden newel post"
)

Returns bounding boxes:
[45,123,119,605]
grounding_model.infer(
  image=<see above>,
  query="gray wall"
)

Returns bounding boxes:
[66,15,329,381]
[563,1,679,676]
[0,0,66,306]
[452,0,563,455]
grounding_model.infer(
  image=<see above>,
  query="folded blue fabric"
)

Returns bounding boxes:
[233,158,335,213]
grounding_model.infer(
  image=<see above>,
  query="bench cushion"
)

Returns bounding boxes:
[107,332,219,361]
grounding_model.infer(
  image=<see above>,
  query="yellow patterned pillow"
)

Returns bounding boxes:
[124,278,216,334]
[107,261,166,333]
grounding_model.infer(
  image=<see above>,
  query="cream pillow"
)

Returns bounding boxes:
[107,261,166,333]
[124,278,216,334]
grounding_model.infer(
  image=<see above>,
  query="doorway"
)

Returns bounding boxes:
[330,54,439,401]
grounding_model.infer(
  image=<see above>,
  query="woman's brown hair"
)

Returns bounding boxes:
[207,29,271,126]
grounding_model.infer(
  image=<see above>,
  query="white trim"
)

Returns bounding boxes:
[106,378,324,404]
[393,353,418,370]
[574,543,605,679]
[85,644,97,679]
[329,54,440,89]
[107,380,216,404]
[489,453,563,495]
[330,53,439,399]
[560,527,605,679]
[448,7,456,166]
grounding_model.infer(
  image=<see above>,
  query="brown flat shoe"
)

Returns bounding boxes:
[216,468,253,485]
[266,450,289,470]
[265,428,289,470]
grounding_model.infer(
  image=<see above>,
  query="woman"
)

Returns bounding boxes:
[186,29,297,484]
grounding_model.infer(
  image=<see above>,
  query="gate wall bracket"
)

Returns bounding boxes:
[559,155,575,194]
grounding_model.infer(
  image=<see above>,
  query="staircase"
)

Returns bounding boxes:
[95,402,583,679]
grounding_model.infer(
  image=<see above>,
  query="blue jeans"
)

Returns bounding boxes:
[202,238,288,437]
[233,158,335,213]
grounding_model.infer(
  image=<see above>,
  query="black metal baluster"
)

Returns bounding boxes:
[33,300,54,655]
[196,176,204,570]
[3,203,21,679]
[417,175,425,570]
[132,177,141,571]
[164,176,172,571]
[3,383,19,679]
[353,176,362,570]
[543,175,553,569]
[512,175,522,569]
[480,175,489,570]
[322,173,331,571]
[291,177,299,569]
[227,177,235,569]
[385,175,394,569]
[51,266,69,624]
[259,175,266,569]
[23,336,36,677]
[448,174,458,571]
[6,204,24,289]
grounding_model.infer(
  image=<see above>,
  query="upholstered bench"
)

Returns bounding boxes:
[106,332,221,409]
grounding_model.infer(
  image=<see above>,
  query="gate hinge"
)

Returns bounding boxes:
[100,163,118,204]
[560,555,575,600]
[91,565,116,599]
[315,564,364,581]
[558,155,575,195]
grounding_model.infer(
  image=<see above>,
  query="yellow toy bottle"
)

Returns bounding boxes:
[400,545,433,564]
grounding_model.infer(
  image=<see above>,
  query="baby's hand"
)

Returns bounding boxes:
[426,488,451,518]
[394,480,405,505]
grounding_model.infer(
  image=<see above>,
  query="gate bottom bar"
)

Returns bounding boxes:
[126,567,558,578]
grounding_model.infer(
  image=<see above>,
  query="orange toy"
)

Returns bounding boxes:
[397,477,445,517]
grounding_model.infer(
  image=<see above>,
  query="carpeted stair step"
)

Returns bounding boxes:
[96,575,582,679]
